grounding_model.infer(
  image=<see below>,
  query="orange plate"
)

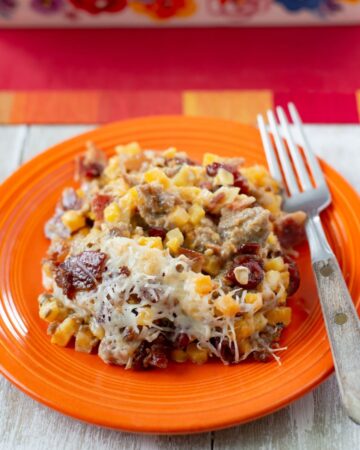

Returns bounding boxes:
[1,116,360,434]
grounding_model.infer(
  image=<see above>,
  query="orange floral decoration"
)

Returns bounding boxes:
[130,0,196,20]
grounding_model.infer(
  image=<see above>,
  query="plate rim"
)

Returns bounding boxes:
[1,115,360,433]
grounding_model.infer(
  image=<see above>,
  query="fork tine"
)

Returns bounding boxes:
[257,114,283,183]
[267,110,299,194]
[276,106,313,190]
[288,102,326,186]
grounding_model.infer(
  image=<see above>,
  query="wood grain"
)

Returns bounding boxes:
[0,125,27,182]
[1,124,360,450]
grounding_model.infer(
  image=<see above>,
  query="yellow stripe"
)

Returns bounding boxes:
[183,90,273,125]
[0,92,14,123]
[356,90,360,122]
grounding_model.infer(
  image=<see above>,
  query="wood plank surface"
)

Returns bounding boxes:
[1,124,360,450]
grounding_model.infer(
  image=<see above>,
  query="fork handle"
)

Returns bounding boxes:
[307,214,360,424]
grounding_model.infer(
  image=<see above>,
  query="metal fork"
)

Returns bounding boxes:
[258,103,360,424]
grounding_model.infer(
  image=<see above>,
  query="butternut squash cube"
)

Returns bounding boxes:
[266,306,292,326]
[168,206,190,228]
[264,257,285,272]
[51,317,79,347]
[244,293,263,313]
[165,228,184,253]
[215,294,241,317]
[202,152,223,166]
[144,168,171,189]
[195,275,213,295]
[187,343,208,364]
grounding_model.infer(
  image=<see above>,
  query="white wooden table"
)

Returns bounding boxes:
[1,124,360,450]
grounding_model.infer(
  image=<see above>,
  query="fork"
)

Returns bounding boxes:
[257,103,360,424]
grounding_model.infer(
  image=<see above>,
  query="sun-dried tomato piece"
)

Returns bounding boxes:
[178,247,204,272]
[75,145,107,181]
[148,226,167,240]
[55,251,107,299]
[210,337,236,363]
[132,335,170,370]
[233,172,250,195]
[119,266,131,277]
[284,256,300,296]
[274,212,307,248]
[76,158,104,180]
[207,191,226,214]
[91,194,112,221]
[225,255,264,289]
[206,162,236,177]
[237,242,261,256]
[175,333,190,349]
[206,162,222,177]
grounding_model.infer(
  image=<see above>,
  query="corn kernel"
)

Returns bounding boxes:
[137,308,153,326]
[75,325,98,353]
[138,236,163,250]
[87,211,96,221]
[76,188,85,199]
[115,141,141,156]
[187,343,208,364]
[195,275,213,295]
[265,194,282,214]
[188,203,205,225]
[244,293,263,313]
[265,270,281,291]
[61,210,86,233]
[51,317,79,347]
[266,307,292,326]
[238,338,252,355]
[144,168,170,189]
[162,147,177,159]
[253,312,268,332]
[103,202,122,223]
[267,232,278,246]
[103,155,121,179]
[165,228,184,253]
[214,168,235,186]
[202,152,223,166]
[215,294,241,317]
[106,178,129,196]
[168,206,190,228]
[202,255,221,276]
[89,317,105,339]
[118,187,138,210]
[171,349,188,363]
[235,315,255,339]
[264,257,285,272]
